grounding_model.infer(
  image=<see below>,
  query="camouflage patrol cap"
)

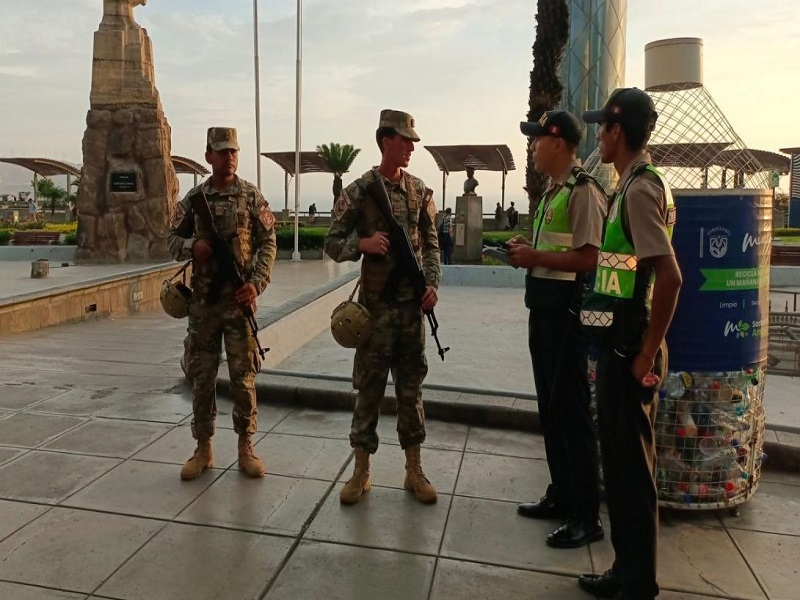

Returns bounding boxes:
[378,109,420,142]
[207,127,240,151]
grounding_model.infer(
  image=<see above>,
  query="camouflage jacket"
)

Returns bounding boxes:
[325,168,440,302]
[168,176,277,299]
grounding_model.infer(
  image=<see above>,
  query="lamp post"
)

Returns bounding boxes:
[253,0,262,190]
[292,0,303,261]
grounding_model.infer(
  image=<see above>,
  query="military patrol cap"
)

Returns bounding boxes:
[583,88,657,129]
[378,109,420,142]
[207,127,240,151]
[520,110,582,145]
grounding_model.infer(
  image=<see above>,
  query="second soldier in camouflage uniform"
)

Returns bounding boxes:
[325,109,441,505]
[168,127,277,481]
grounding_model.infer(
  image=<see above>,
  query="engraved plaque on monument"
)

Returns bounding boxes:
[110,172,138,193]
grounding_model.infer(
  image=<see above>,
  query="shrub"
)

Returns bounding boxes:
[483,231,518,245]
[774,228,800,238]
[63,233,78,245]
[274,225,327,250]
[0,230,10,246]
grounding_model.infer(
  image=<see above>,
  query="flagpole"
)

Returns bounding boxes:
[292,0,303,261]
[253,0,262,190]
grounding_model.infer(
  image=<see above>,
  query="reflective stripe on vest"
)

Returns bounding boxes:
[530,173,577,282]
[581,164,674,328]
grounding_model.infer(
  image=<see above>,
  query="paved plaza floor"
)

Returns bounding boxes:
[0,264,798,599]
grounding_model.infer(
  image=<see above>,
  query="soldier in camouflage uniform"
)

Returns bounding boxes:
[325,109,441,505]
[168,127,277,481]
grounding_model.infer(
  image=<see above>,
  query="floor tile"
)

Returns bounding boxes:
[730,529,800,600]
[590,520,765,599]
[0,384,66,410]
[759,468,800,487]
[271,409,353,439]
[64,460,222,519]
[0,451,120,503]
[177,472,330,535]
[266,540,435,600]
[0,446,24,466]
[0,499,50,542]
[465,426,547,459]
[455,452,549,503]
[33,388,134,417]
[94,392,193,423]
[720,481,800,536]
[440,495,592,575]
[132,426,263,469]
[306,485,451,555]
[97,523,292,600]
[0,412,85,448]
[0,582,86,599]
[255,433,352,480]
[377,418,470,451]
[430,558,582,600]
[0,507,161,594]
[42,420,172,458]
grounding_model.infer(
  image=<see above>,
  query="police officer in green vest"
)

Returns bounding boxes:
[577,89,682,600]
[508,110,607,549]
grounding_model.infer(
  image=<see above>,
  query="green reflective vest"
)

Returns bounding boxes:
[580,163,674,329]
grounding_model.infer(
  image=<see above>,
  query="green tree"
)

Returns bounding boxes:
[33,177,68,217]
[316,143,361,200]
[525,1,569,219]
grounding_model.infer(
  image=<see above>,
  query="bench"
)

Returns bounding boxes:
[768,311,800,373]
[11,231,62,245]
[771,245,800,266]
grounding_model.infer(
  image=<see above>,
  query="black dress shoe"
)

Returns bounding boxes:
[578,569,621,598]
[517,495,570,520]
[546,518,604,549]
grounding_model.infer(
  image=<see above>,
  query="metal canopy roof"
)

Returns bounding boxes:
[261,151,333,175]
[171,155,209,176]
[0,157,81,177]
[649,142,732,168]
[714,149,790,174]
[424,145,516,174]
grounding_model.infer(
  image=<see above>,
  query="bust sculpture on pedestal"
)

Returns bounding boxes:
[76,0,179,263]
[463,166,479,195]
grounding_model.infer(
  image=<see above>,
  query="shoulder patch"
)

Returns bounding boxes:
[424,189,437,223]
[170,201,187,229]
[666,206,677,227]
[255,196,275,230]
[333,189,352,221]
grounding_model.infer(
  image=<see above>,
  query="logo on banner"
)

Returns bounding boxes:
[706,227,730,259]
[742,232,769,253]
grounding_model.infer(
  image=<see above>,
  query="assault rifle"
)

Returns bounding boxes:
[366,178,450,361]
[189,191,268,360]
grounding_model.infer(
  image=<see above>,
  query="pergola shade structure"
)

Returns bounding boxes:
[0,157,82,202]
[171,155,210,182]
[424,145,516,209]
[262,151,333,210]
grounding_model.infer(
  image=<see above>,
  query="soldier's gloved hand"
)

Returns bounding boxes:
[421,286,438,312]
[235,282,258,310]
[192,239,214,265]
[358,232,391,256]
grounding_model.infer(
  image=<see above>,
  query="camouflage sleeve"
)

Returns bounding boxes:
[419,186,441,288]
[167,191,196,261]
[248,189,277,295]
[324,183,363,262]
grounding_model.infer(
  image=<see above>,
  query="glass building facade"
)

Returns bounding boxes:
[559,0,627,161]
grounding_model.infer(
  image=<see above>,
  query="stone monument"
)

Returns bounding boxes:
[76,0,179,263]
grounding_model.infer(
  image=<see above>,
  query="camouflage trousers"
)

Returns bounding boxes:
[351,298,428,453]
[185,296,260,440]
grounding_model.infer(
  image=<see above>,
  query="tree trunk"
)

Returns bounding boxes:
[332,174,343,200]
[526,0,570,222]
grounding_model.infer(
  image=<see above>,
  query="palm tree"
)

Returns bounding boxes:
[526,0,570,219]
[317,143,361,200]
[33,177,68,218]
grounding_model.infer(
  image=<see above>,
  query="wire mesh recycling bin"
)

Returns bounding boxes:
[657,190,771,510]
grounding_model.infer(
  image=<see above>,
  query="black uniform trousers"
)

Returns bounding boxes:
[595,345,664,599]
[528,306,600,526]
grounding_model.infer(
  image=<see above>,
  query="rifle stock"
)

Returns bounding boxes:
[189,191,269,360]
[366,178,450,361]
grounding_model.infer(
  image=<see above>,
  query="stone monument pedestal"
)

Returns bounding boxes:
[76,1,178,263]
[453,195,483,263]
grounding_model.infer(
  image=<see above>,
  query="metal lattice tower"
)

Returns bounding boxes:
[559,0,627,161]
[585,38,774,191]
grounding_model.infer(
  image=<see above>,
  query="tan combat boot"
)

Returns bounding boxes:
[238,434,266,477]
[404,444,437,504]
[340,448,371,505]
[180,439,213,481]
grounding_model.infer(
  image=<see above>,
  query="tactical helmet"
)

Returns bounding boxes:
[160,279,192,319]
[330,300,372,348]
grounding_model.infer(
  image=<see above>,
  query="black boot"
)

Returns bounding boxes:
[517,487,569,520]
[546,518,604,549]
[578,569,621,598]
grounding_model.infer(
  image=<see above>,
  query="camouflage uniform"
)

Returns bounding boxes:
[168,174,276,440]
[325,167,440,453]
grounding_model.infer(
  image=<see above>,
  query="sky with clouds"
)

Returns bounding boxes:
[1,0,798,209]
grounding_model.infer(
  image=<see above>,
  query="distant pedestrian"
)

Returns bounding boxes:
[308,202,317,224]
[494,202,502,230]
[28,198,37,222]
[438,207,454,265]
